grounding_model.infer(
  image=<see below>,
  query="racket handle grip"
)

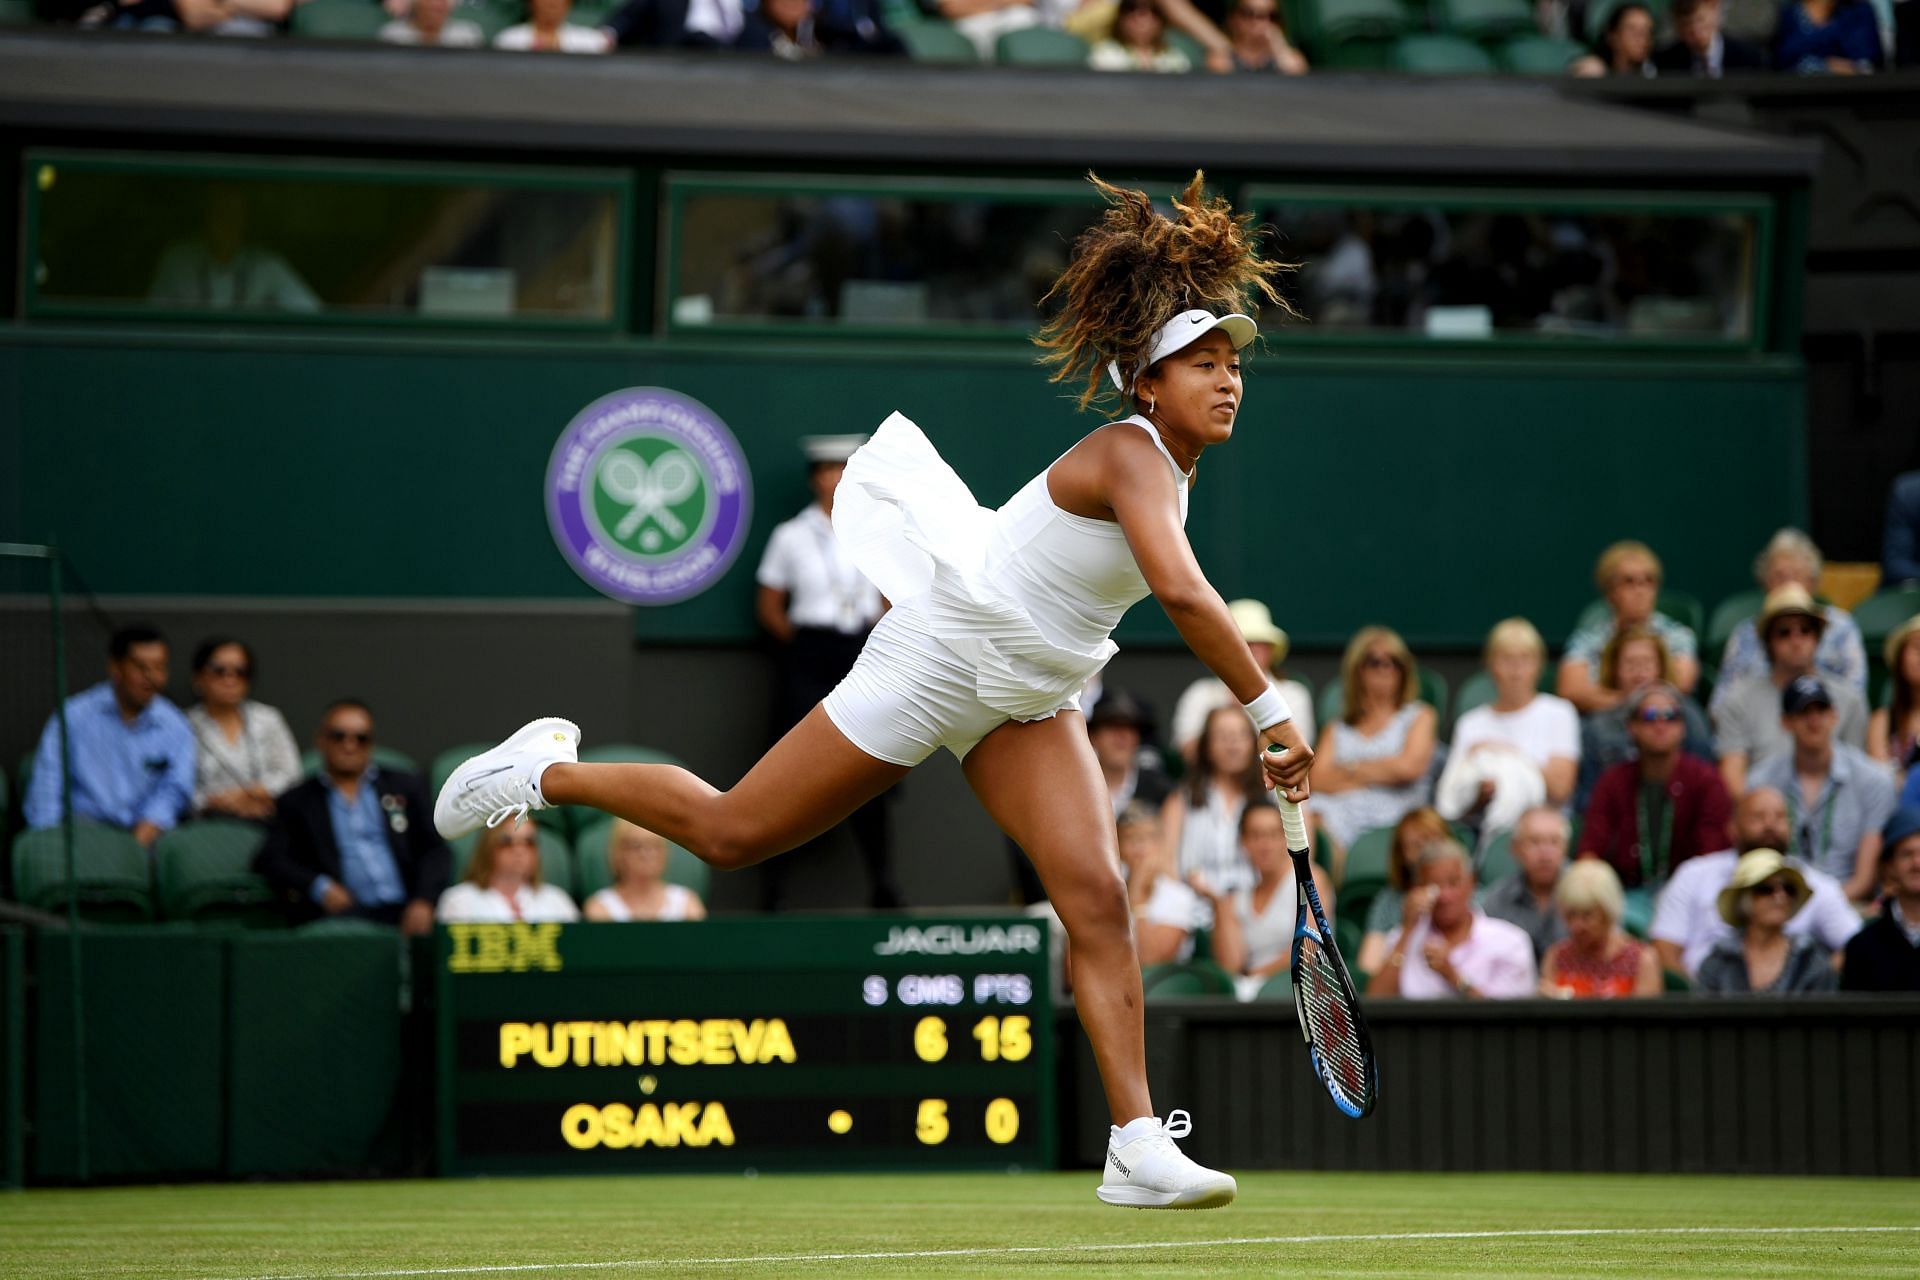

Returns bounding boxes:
[1266,744,1309,851]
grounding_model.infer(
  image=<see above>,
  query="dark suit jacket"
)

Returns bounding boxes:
[254,769,451,924]
[1652,34,1768,72]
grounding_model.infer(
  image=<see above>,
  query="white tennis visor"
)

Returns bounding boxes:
[1107,309,1259,393]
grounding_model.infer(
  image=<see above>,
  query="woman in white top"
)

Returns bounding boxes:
[584,818,707,922]
[439,173,1315,1210]
[436,819,580,924]
[1442,617,1580,824]
[185,637,301,821]
[1209,802,1334,985]
[1309,626,1436,853]
[1088,0,1193,72]
[1161,703,1268,897]
[493,0,612,50]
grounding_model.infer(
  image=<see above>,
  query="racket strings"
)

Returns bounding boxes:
[1299,940,1370,1098]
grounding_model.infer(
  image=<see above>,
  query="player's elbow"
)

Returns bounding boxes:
[1153,581,1213,619]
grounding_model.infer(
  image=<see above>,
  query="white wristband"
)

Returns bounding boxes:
[1242,686,1292,731]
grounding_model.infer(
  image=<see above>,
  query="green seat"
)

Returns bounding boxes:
[1453,670,1497,728]
[1335,913,1365,974]
[301,746,419,777]
[1254,970,1294,1000]
[1388,32,1498,71]
[1303,0,1409,54]
[290,0,388,37]
[1853,588,1920,651]
[470,0,522,37]
[1165,28,1207,64]
[1496,32,1584,70]
[1662,966,1691,994]
[154,819,279,925]
[1434,0,1532,39]
[1339,823,1397,892]
[449,825,577,900]
[428,743,492,804]
[1142,960,1235,998]
[572,816,710,902]
[11,824,153,922]
[1317,667,1447,729]
[1477,828,1517,885]
[1705,589,1766,657]
[994,25,1088,64]
[1584,0,1666,41]
[898,19,979,61]
[879,0,924,23]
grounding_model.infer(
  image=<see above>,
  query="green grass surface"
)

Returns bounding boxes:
[3,1171,1917,1278]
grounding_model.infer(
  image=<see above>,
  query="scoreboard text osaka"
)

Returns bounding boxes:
[436,917,1056,1174]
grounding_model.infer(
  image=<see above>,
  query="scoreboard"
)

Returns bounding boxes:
[435,917,1056,1174]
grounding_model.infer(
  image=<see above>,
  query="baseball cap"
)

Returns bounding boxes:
[1780,674,1834,715]
[1087,688,1151,732]
[1883,806,1920,853]
[1107,309,1258,393]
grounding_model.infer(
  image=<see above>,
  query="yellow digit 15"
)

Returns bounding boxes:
[916,1098,949,1145]
[914,1016,948,1062]
[972,1015,1031,1062]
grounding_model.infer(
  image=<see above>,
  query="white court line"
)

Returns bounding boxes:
[231,1224,1920,1280]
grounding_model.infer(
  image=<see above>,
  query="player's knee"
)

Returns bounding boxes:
[1056,867,1132,942]
[696,817,777,871]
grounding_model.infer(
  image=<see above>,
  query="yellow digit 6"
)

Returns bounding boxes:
[914,1016,948,1063]
[916,1098,949,1145]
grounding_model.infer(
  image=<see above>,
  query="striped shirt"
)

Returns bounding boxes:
[24,682,196,833]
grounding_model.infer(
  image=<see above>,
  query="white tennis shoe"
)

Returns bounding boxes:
[1096,1110,1237,1209]
[433,717,580,839]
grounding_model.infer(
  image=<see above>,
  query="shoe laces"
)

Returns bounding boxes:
[1124,1109,1193,1156]
[485,803,530,830]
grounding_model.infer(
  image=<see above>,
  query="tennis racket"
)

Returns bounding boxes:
[1268,746,1379,1119]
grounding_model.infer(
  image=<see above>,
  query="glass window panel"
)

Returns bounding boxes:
[667,187,1110,334]
[30,158,622,325]
[1250,197,1761,344]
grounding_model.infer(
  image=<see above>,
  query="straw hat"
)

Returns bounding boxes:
[1227,599,1288,660]
[1884,613,1920,671]
[1756,584,1825,640]
[1716,849,1811,927]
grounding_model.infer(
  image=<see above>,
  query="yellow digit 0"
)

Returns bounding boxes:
[916,1098,950,1145]
[985,1098,1020,1145]
[914,1016,948,1063]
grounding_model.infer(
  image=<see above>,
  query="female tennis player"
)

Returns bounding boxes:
[438,173,1314,1209]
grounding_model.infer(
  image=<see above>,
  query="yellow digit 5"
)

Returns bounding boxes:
[999,1015,1032,1062]
[916,1098,949,1145]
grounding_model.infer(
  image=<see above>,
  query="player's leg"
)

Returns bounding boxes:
[961,710,1234,1208]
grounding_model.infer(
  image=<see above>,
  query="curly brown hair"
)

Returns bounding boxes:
[1034,171,1292,413]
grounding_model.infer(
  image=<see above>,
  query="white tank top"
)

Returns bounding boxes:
[985,416,1190,657]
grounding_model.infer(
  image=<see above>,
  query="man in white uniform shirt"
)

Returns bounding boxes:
[755,434,895,905]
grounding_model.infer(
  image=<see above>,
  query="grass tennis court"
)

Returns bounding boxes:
[4,1171,1917,1278]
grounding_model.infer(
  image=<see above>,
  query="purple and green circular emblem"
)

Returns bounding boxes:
[545,388,752,606]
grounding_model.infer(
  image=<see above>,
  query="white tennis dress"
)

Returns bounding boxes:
[824,411,1188,766]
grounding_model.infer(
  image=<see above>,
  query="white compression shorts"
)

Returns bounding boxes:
[822,603,1082,767]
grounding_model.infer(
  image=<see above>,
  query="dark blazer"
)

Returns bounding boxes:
[254,769,452,924]
[1651,34,1768,72]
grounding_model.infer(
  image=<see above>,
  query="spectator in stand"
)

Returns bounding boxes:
[1162,703,1267,896]
[1366,839,1538,999]
[495,0,612,49]
[1089,0,1192,69]
[1653,0,1768,71]
[1772,0,1883,70]
[1208,802,1334,990]
[1651,785,1861,979]
[1840,807,1920,991]
[1713,530,1866,705]
[1116,801,1205,966]
[1559,541,1701,711]
[1713,585,1868,796]
[1884,471,1920,587]
[80,0,294,34]
[1087,689,1173,818]
[1580,682,1732,892]
[149,186,320,314]
[1309,626,1436,855]
[736,0,905,54]
[1480,805,1571,962]
[1438,618,1579,836]
[1868,615,1920,786]
[253,699,449,934]
[1571,1,1658,75]
[1576,624,1714,811]
[583,818,707,921]
[24,625,195,850]
[1223,0,1307,71]
[1539,858,1661,997]
[1748,676,1898,904]
[1170,598,1313,769]
[436,818,580,924]
[380,0,485,44]
[185,637,301,822]
[1356,806,1454,977]
[1694,848,1838,993]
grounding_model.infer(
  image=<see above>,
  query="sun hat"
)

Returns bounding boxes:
[1885,613,1920,671]
[1757,584,1825,640]
[801,434,868,465]
[1107,309,1258,393]
[1716,848,1811,927]
[1226,598,1287,659]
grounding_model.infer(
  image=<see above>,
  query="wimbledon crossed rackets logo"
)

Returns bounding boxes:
[546,388,752,606]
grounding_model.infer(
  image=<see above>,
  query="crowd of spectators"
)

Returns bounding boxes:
[37,0,1915,77]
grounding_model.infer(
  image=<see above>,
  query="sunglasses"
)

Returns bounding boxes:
[1361,654,1400,670]
[1633,706,1682,723]
[494,833,540,848]
[1769,621,1818,639]
[205,663,251,678]
[1614,573,1657,588]
[1751,880,1796,899]
[324,729,372,745]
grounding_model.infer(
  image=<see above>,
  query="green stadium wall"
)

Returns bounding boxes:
[0,331,1806,650]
